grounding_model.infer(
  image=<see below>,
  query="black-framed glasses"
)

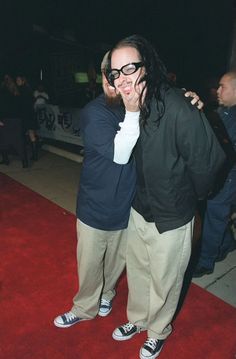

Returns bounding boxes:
[108,62,143,82]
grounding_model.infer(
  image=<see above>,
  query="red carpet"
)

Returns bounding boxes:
[0,172,236,359]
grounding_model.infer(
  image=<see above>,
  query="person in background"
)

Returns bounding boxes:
[16,75,38,161]
[193,71,236,278]
[53,51,203,331]
[0,74,28,167]
[108,35,225,359]
[167,71,177,86]
[85,62,102,102]
[33,81,49,111]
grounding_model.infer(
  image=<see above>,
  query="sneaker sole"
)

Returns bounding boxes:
[54,317,88,328]
[98,307,112,317]
[139,344,164,359]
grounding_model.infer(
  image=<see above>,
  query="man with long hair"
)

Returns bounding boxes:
[107,35,225,359]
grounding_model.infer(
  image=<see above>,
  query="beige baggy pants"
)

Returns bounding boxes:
[126,208,194,339]
[71,219,127,318]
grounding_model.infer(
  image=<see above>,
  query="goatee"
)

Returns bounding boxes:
[105,93,122,107]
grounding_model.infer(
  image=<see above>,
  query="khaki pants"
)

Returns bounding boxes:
[71,219,127,318]
[126,208,194,339]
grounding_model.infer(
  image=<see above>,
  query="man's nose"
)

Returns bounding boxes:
[119,72,127,81]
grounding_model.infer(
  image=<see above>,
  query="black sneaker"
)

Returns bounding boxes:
[140,338,165,359]
[54,311,86,328]
[98,298,112,317]
[112,322,141,341]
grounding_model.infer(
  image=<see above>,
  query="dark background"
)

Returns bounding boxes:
[0,0,235,102]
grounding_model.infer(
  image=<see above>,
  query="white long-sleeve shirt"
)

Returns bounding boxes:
[113,110,140,164]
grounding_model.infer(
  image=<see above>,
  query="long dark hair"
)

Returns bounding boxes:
[109,34,170,126]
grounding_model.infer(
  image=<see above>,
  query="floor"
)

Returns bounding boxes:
[1,147,236,308]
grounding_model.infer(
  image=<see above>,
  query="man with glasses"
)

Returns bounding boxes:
[53,50,204,332]
[108,35,225,359]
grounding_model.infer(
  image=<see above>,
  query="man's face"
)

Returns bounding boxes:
[16,77,24,87]
[217,74,236,107]
[102,73,121,106]
[110,46,145,101]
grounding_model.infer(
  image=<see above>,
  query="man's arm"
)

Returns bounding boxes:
[81,101,138,164]
[112,85,204,165]
[176,104,225,199]
[113,110,140,164]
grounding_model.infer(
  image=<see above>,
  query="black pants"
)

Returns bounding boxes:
[0,117,26,160]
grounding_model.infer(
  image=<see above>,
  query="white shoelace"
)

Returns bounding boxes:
[100,298,110,307]
[144,338,158,351]
[121,322,135,333]
[64,311,77,321]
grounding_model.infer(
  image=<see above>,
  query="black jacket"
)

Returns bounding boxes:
[133,87,226,233]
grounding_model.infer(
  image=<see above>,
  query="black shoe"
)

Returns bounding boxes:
[112,322,142,341]
[140,338,165,359]
[192,266,213,278]
[98,298,112,317]
[54,311,87,328]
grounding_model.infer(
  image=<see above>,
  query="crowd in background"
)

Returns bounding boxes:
[0,74,49,167]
